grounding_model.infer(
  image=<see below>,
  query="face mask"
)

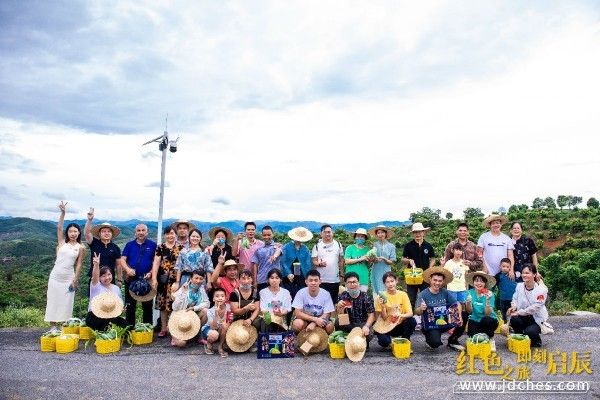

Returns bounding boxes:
[348,288,361,297]
[189,282,200,290]
[218,238,226,245]
[355,238,365,245]
[240,283,252,290]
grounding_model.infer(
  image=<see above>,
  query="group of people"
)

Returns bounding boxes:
[44,203,550,358]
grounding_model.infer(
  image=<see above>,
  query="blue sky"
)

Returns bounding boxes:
[1,1,599,222]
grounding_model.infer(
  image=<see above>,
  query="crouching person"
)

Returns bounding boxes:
[373,272,416,348]
[170,270,209,347]
[201,288,231,357]
[335,272,375,343]
[86,252,127,331]
[291,269,335,335]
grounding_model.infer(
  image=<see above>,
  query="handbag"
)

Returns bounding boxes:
[539,321,554,335]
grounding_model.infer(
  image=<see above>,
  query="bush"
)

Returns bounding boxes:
[548,299,575,316]
[0,305,46,328]
[581,292,600,312]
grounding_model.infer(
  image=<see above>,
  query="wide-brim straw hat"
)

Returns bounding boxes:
[170,219,196,231]
[270,314,288,330]
[90,291,124,319]
[373,313,405,334]
[90,222,121,239]
[222,259,245,275]
[465,271,496,289]
[297,327,328,354]
[287,227,314,242]
[351,228,369,239]
[345,327,367,362]
[168,310,201,341]
[368,225,393,239]
[483,214,508,228]
[410,222,431,232]
[208,226,234,244]
[225,320,258,352]
[422,267,453,285]
[129,285,157,303]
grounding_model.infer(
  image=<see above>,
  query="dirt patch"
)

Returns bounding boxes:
[540,236,566,256]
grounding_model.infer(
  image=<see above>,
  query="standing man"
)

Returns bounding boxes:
[121,224,157,326]
[251,226,282,291]
[477,214,515,280]
[402,222,436,325]
[311,224,344,304]
[84,208,122,287]
[233,221,264,270]
[171,219,194,249]
[440,222,482,271]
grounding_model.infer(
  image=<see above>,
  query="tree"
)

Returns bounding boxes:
[463,207,484,220]
[497,206,507,215]
[557,195,568,209]
[544,197,557,209]
[587,197,599,209]
[409,207,441,227]
[569,196,583,209]
[532,197,544,209]
[445,212,453,220]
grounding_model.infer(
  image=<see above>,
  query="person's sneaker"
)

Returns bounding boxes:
[447,341,465,351]
[490,339,496,353]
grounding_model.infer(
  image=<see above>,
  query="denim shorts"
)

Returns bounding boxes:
[450,290,468,303]
[201,325,210,339]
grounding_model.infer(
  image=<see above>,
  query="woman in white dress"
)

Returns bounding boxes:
[44,201,84,330]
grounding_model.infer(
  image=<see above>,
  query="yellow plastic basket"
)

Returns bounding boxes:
[495,316,504,334]
[466,340,492,360]
[404,268,424,285]
[508,335,530,354]
[131,330,153,345]
[95,338,121,354]
[40,336,56,352]
[328,342,346,359]
[55,334,79,353]
[78,326,93,340]
[391,339,411,359]
[62,326,80,335]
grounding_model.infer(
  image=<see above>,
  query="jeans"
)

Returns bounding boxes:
[124,280,154,326]
[467,316,499,338]
[422,324,453,348]
[376,317,417,347]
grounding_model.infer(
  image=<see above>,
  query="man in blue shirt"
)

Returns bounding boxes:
[122,224,157,326]
[251,226,282,292]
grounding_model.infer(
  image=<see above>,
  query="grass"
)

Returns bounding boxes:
[0,305,46,328]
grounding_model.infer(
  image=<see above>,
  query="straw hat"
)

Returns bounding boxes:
[270,314,288,330]
[287,227,314,242]
[483,214,508,228]
[351,228,369,239]
[90,291,124,319]
[225,320,258,352]
[422,266,453,285]
[410,222,431,232]
[465,271,496,289]
[208,226,234,244]
[90,222,121,239]
[345,327,367,362]
[222,259,244,273]
[128,278,157,302]
[368,225,393,239]
[297,327,328,354]
[168,310,201,341]
[373,312,405,334]
[170,219,196,231]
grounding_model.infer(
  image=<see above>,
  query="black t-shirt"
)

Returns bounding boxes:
[229,288,259,320]
[402,240,436,269]
[88,237,121,277]
[210,244,235,268]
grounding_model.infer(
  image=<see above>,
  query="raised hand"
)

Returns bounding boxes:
[218,250,226,265]
[87,207,94,221]
[58,201,67,213]
[92,252,100,266]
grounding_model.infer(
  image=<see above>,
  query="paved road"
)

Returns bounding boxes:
[1,315,598,400]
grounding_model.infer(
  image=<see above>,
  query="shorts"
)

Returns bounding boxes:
[450,290,468,303]
[201,325,210,339]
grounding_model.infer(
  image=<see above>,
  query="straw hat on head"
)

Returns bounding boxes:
[168,310,201,341]
[483,214,508,228]
[225,320,258,352]
[170,219,196,231]
[345,327,367,362]
[368,225,393,239]
[209,226,234,244]
[90,291,124,319]
[222,259,244,273]
[90,222,121,239]
[410,222,431,232]
[465,271,496,289]
[422,266,453,285]
[297,327,328,355]
[351,228,369,239]
[128,278,157,302]
[288,227,314,242]
[373,312,405,334]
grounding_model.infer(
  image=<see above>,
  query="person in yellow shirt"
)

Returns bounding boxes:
[443,243,470,303]
[373,272,416,348]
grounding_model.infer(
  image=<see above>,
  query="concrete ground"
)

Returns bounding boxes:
[0,314,598,400]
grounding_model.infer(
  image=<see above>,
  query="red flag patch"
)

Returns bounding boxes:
[537,294,545,301]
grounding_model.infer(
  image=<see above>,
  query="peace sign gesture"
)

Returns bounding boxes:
[218,250,227,265]
[92,252,100,266]
[87,207,95,221]
[58,201,68,213]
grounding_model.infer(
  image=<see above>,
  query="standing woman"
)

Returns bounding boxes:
[171,228,214,293]
[510,222,538,282]
[508,264,548,348]
[44,201,84,330]
[151,226,182,337]
[207,226,235,267]
[368,225,396,297]
[344,228,372,293]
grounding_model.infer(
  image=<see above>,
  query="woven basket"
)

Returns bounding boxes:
[391,338,411,359]
[466,339,491,360]
[131,331,153,345]
[40,336,56,352]
[55,334,79,353]
[78,326,93,340]
[328,342,346,359]
[62,326,80,335]
[95,338,121,354]
[508,335,531,354]
[403,268,423,285]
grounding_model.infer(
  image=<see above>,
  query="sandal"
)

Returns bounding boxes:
[204,343,214,355]
[218,349,228,358]
[158,330,168,338]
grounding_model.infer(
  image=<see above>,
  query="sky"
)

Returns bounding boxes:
[1,1,599,223]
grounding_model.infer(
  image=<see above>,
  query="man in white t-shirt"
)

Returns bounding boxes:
[311,224,344,303]
[477,214,515,278]
[291,269,335,334]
